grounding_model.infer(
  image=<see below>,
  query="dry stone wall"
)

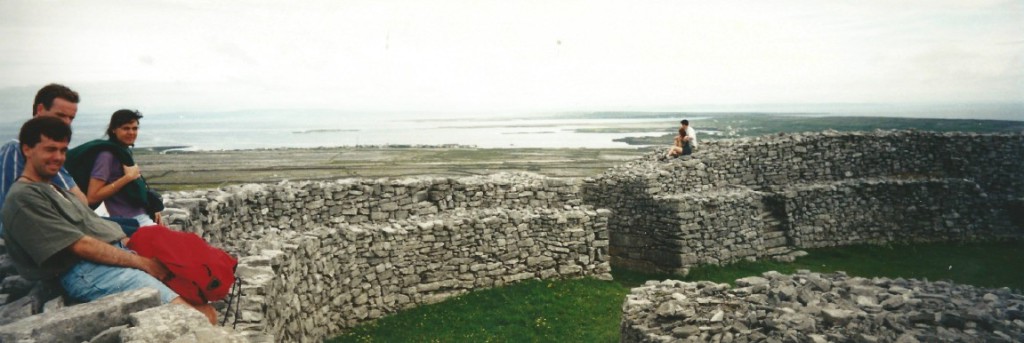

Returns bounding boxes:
[163,173,611,342]
[607,187,789,274]
[781,178,1019,248]
[185,174,582,244]
[629,131,1023,198]
[583,131,1024,273]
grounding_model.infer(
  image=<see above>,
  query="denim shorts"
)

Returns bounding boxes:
[60,243,178,304]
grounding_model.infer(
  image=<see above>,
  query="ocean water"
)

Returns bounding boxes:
[62,112,678,150]
[1,103,1020,151]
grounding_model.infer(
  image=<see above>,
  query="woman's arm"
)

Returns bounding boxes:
[86,164,141,206]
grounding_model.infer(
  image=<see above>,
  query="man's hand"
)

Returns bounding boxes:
[154,212,163,226]
[122,164,141,181]
[138,257,171,281]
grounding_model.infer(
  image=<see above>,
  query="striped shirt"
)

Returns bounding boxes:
[0,139,78,235]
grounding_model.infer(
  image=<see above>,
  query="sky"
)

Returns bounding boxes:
[0,0,1022,117]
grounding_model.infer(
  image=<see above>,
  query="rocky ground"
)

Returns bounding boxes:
[622,270,1024,342]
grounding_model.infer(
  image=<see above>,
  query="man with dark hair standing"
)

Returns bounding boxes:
[0,84,88,235]
[1,116,217,324]
[679,119,698,156]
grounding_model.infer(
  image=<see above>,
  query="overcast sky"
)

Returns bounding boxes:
[1,0,1021,115]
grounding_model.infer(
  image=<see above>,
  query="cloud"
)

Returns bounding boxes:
[0,0,1021,112]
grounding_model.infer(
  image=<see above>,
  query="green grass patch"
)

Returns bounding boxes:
[328,278,626,343]
[327,241,1023,342]
[684,241,1024,289]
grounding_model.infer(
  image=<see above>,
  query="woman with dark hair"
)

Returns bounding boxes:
[66,109,161,229]
[666,127,688,158]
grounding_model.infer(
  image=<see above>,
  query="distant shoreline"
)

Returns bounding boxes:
[134,143,489,154]
[94,113,1024,152]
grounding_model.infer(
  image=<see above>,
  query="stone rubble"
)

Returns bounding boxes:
[622,271,1024,343]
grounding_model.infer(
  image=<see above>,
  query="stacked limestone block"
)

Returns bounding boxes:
[609,186,794,274]
[587,131,1024,203]
[622,271,1024,342]
[781,178,1019,249]
[623,131,1024,197]
[161,172,612,342]
[171,173,582,248]
[258,208,611,341]
[583,131,1024,274]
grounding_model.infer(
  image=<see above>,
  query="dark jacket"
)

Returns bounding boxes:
[65,139,149,209]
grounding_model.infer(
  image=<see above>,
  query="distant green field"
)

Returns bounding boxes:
[328,241,1024,343]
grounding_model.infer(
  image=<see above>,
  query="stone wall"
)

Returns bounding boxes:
[627,131,1024,198]
[583,131,1024,273]
[606,186,789,274]
[782,178,1019,248]
[163,173,611,342]
[184,174,582,243]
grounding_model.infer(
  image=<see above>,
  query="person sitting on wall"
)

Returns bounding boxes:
[666,127,688,158]
[0,116,217,324]
[679,119,697,155]
[0,84,88,236]
[66,109,162,231]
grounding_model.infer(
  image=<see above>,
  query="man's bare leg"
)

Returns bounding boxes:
[170,297,218,325]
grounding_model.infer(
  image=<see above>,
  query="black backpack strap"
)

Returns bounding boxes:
[219,275,243,328]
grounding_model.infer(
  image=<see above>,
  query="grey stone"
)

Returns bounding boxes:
[0,297,32,326]
[894,333,920,343]
[672,325,700,337]
[735,276,769,287]
[87,325,127,343]
[0,288,160,343]
[938,312,966,329]
[0,276,33,299]
[881,295,906,310]
[120,303,254,342]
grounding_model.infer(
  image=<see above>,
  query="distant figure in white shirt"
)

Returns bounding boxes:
[679,119,697,156]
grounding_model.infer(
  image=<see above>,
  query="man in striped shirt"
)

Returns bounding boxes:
[0,84,88,235]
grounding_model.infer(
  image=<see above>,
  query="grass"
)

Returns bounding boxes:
[684,242,1024,288]
[327,241,1024,343]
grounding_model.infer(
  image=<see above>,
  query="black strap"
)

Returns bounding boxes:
[219,275,243,328]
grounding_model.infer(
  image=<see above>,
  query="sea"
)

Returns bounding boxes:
[0,103,1021,151]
